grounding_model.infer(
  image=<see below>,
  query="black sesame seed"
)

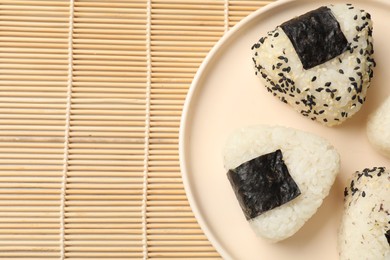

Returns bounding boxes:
[325,82,332,87]
[259,37,265,44]
[323,118,328,122]
[319,110,324,114]
[339,69,344,74]
[362,191,366,197]
[354,15,358,20]
[311,76,317,82]
[349,77,356,82]
[335,96,341,101]
[347,87,352,93]
[316,88,324,92]
[357,58,361,64]
[274,32,279,37]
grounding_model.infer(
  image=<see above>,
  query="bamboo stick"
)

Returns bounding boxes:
[152,24,223,31]
[65,201,142,206]
[0,16,68,22]
[65,195,143,200]
[74,18,146,25]
[229,0,272,5]
[0,41,68,48]
[147,229,204,235]
[66,183,143,189]
[148,240,210,246]
[0,26,68,33]
[0,229,60,234]
[66,177,143,183]
[0,120,65,125]
[65,189,144,195]
[0,212,59,217]
[64,218,143,223]
[152,3,223,10]
[74,7,146,14]
[148,252,220,257]
[75,2,145,8]
[0,5,68,11]
[67,246,140,253]
[147,234,208,240]
[0,234,59,239]
[0,189,61,194]
[1,0,69,6]
[152,0,223,3]
[64,241,142,247]
[64,212,142,218]
[65,205,142,211]
[68,154,145,160]
[64,234,141,240]
[64,252,142,257]
[0,252,60,257]
[0,217,59,223]
[65,223,142,229]
[151,14,223,21]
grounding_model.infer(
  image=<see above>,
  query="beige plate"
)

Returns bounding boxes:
[179,0,390,259]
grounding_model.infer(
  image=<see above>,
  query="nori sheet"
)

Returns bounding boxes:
[227,149,301,220]
[280,6,348,70]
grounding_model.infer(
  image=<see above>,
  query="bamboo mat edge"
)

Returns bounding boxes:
[0,0,273,259]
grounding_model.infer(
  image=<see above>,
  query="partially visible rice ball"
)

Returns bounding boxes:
[367,96,390,158]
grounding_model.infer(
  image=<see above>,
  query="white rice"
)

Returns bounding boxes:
[338,168,390,260]
[367,96,390,158]
[252,4,375,126]
[223,125,340,242]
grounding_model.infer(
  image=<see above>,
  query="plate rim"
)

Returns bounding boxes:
[179,1,295,258]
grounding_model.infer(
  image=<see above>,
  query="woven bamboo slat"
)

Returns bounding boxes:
[0,0,272,259]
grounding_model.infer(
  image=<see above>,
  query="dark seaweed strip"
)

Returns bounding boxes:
[227,150,301,220]
[280,6,348,70]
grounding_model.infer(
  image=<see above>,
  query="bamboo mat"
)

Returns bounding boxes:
[0,0,273,259]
